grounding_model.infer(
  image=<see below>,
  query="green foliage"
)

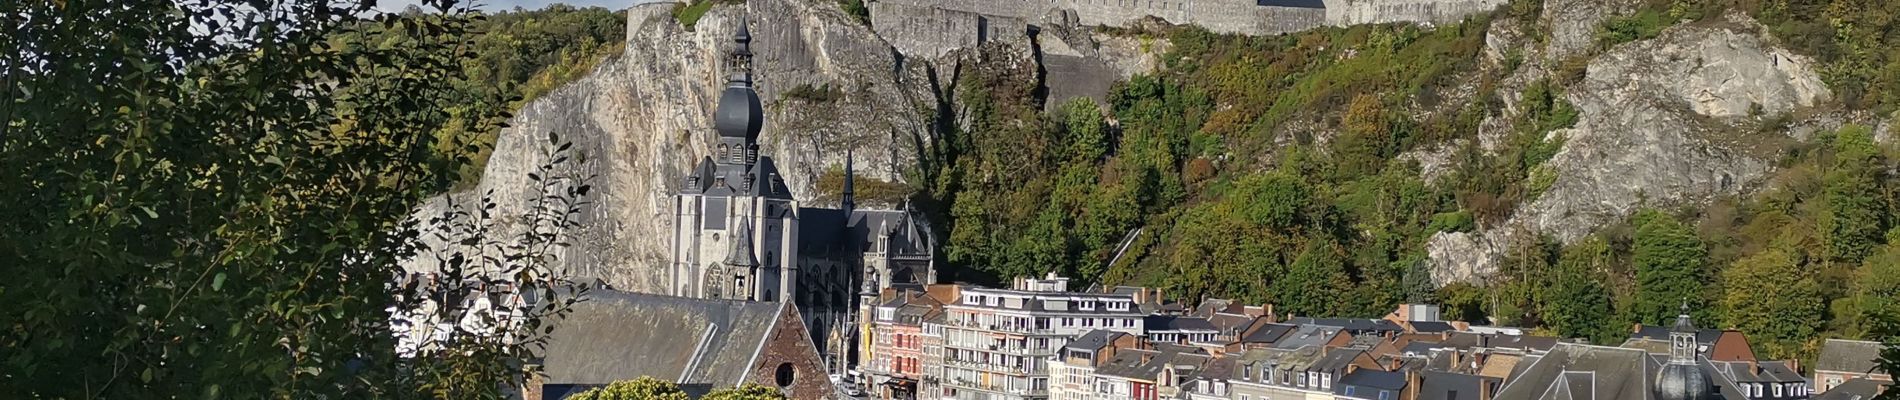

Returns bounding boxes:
[673,0,726,30]
[783,83,846,103]
[703,384,790,400]
[1819,125,1889,263]
[1721,248,1825,358]
[1544,238,1623,345]
[838,0,871,26]
[1633,209,1710,325]
[570,377,692,400]
[1274,241,1355,317]
[330,4,626,189]
[1596,8,1674,49]
[1427,210,1477,233]
[0,0,594,398]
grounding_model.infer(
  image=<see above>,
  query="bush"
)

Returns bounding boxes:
[839,0,870,25]
[783,83,845,103]
[1428,210,1477,233]
[1595,8,1672,49]
[673,0,732,30]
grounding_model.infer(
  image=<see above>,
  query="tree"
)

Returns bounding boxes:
[1273,240,1353,318]
[1543,238,1619,344]
[568,377,691,400]
[1819,125,1887,263]
[1858,238,1900,338]
[1720,248,1825,357]
[1632,209,1710,325]
[702,384,790,400]
[0,0,587,398]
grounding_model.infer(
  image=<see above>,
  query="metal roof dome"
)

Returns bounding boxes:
[714,22,762,140]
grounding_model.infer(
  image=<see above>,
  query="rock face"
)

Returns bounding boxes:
[413,0,938,292]
[1427,12,1832,285]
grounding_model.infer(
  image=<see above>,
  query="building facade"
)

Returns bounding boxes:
[670,23,936,372]
[936,275,1148,400]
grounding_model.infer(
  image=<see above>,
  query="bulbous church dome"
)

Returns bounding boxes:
[1656,363,1716,400]
[713,23,763,141]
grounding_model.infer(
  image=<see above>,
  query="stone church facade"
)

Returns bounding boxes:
[669,24,936,370]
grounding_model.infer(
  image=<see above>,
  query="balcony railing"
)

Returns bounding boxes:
[940,358,1045,376]
[943,377,1049,396]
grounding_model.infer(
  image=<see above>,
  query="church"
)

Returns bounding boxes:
[668,23,936,370]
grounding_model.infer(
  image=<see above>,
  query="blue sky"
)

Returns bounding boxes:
[374,0,669,13]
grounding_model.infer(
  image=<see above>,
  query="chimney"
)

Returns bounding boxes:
[1406,369,1423,400]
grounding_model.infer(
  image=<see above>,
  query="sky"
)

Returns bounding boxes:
[374,0,669,13]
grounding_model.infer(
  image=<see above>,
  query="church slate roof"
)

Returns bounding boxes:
[1493,343,1653,400]
[539,290,784,388]
[1817,339,1884,373]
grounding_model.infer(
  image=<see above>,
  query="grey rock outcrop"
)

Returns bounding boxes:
[1429,13,1831,285]
[410,0,938,292]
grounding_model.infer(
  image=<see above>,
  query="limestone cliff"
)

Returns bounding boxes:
[413,0,940,292]
[1428,10,1838,285]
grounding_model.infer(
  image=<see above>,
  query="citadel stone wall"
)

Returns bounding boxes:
[1327,0,1509,26]
[873,0,1327,36]
[870,2,1031,58]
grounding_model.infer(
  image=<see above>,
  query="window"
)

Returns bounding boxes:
[1773,383,1783,397]
[1378,391,1391,400]
[1344,387,1355,396]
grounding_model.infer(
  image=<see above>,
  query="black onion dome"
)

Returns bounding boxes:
[714,23,763,140]
[714,84,763,140]
[1656,363,1716,400]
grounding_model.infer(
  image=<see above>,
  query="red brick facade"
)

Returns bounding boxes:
[745,303,835,399]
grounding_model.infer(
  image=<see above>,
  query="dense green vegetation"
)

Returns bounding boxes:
[360,5,626,188]
[2,0,595,398]
[568,377,785,400]
[918,0,1900,364]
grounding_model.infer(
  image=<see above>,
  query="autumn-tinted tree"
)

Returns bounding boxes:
[1721,248,1825,358]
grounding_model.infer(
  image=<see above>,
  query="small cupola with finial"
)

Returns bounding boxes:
[1656,301,1716,400]
[713,20,764,163]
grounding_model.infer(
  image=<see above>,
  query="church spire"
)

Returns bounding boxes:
[713,19,763,159]
[725,221,758,268]
[842,150,856,212]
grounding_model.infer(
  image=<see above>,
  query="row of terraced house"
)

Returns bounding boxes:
[856,274,1893,400]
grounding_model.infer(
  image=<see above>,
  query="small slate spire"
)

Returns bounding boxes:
[842,150,856,212]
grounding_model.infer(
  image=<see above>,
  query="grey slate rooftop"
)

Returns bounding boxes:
[1817,339,1884,374]
[1815,378,1891,400]
[1416,371,1501,400]
[539,290,784,388]
[1493,343,1653,400]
